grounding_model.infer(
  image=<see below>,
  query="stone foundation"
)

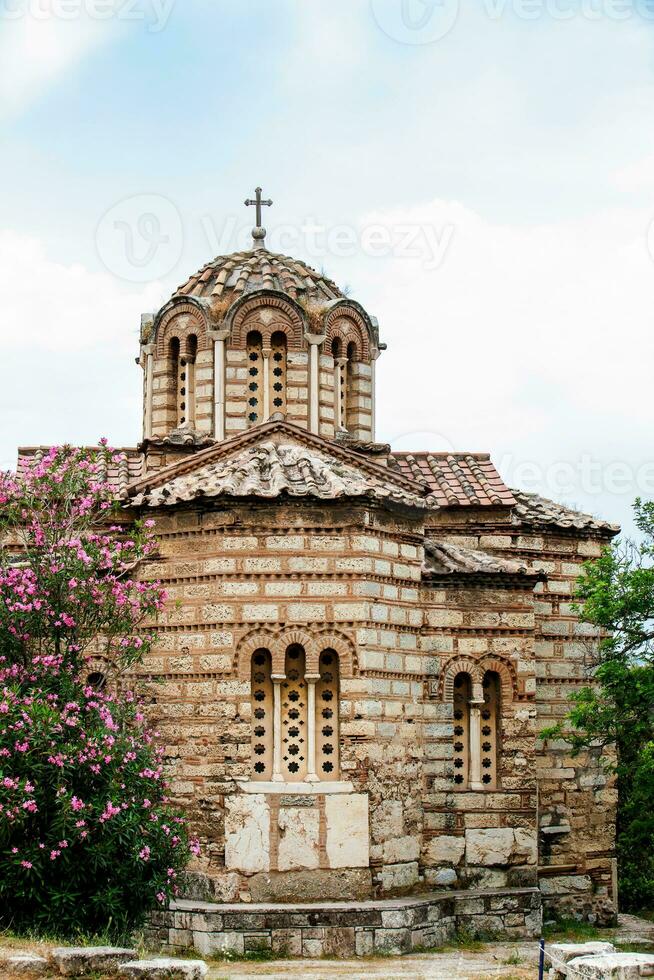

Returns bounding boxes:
[145,887,542,958]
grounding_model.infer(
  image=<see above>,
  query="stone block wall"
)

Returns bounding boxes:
[423,509,617,922]
[145,887,541,958]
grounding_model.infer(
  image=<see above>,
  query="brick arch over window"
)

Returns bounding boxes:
[440,657,484,701]
[237,629,284,681]
[324,308,371,362]
[280,630,319,674]
[310,630,357,677]
[230,295,305,350]
[478,657,517,702]
[155,302,211,357]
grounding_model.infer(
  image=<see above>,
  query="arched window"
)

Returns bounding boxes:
[249,640,341,783]
[269,331,287,415]
[316,648,340,781]
[481,671,500,789]
[250,649,273,781]
[184,334,197,429]
[452,672,471,788]
[345,342,357,432]
[169,337,181,426]
[281,644,308,780]
[246,331,263,426]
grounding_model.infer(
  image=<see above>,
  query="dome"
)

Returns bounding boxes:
[173,248,344,305]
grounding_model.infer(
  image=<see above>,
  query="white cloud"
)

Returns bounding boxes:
[613,150,654,192]
[0,7,118,119]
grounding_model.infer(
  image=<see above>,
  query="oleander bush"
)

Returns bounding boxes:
[0,444,198,938]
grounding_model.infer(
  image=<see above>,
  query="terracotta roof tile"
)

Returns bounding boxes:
[511,490,619,535]
[423,539,546,580]
[390,453,515,507]
[174,249,342,303]
[16,447,144,497]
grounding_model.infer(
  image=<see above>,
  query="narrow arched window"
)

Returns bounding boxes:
[169,337,182,427]
[246,330,263,426]
[269,331,287,415]
[250,649,273,781]
[316,648,340,781]
[452,672,471,788]
[281,644,308,780]
[481,671,500,789]
[332,338,345,429]
[184,334,197,429]
[345,341,357,432]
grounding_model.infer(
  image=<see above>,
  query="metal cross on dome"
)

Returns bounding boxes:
[244,186,273,228]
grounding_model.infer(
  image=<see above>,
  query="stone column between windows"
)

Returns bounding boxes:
[142,343,155,440]
[271,673,285,782]
[262,348,271,421]
[305,672,321,782]
[305,332,326,434]
[209,328,229,440]
[469,684,485,791]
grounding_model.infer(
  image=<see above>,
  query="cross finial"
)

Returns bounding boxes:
[244,186,273,249]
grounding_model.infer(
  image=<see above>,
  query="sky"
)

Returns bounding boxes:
[2,0,654,536]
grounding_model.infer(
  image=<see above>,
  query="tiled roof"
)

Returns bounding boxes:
[511,490,619,536]
[174,249,343,303]
[424,540,545,580]
[389,453,515,508]
[128,439,432,511]
[16,447,144,496]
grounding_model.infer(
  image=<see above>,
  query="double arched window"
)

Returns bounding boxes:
[452,670,501,790]
[250,642,340,783]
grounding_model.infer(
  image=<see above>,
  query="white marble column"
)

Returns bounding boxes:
[305,673,321,782]
[469,685,485,791]
[271,674,284,782]
[209,328,229,440]
[305,333,326,435]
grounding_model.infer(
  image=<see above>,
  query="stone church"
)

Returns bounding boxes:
[19,198,619,957]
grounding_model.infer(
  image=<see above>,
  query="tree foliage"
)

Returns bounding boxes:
[0,445,199,938]
[549,499,654,911]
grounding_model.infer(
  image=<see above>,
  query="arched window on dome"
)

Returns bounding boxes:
[250,648,273,781]
[331,338,346,430]
[269,331,287,416]
[246,330,263,427]
[345,341,357,432]
[169,337,182,428]
[183,334,197,429]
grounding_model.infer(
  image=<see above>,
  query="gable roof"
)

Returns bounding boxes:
[389,452,515,508]
[126,421,433,512]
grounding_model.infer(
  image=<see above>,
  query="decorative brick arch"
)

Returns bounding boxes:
[280,629,319,673]
[236,629,284,681]
[155,302,211,357]
[479,657,517,703]
[312,629,357,678]
[440,657,484,701]
[324,306,371,361]
[230,294,305,350]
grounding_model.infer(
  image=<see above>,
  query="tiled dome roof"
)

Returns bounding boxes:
[173,248,344,304]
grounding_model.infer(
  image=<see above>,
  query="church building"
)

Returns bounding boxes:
[19,193,619,957]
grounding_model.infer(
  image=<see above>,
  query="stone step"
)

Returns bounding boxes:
[118,958,208,979]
